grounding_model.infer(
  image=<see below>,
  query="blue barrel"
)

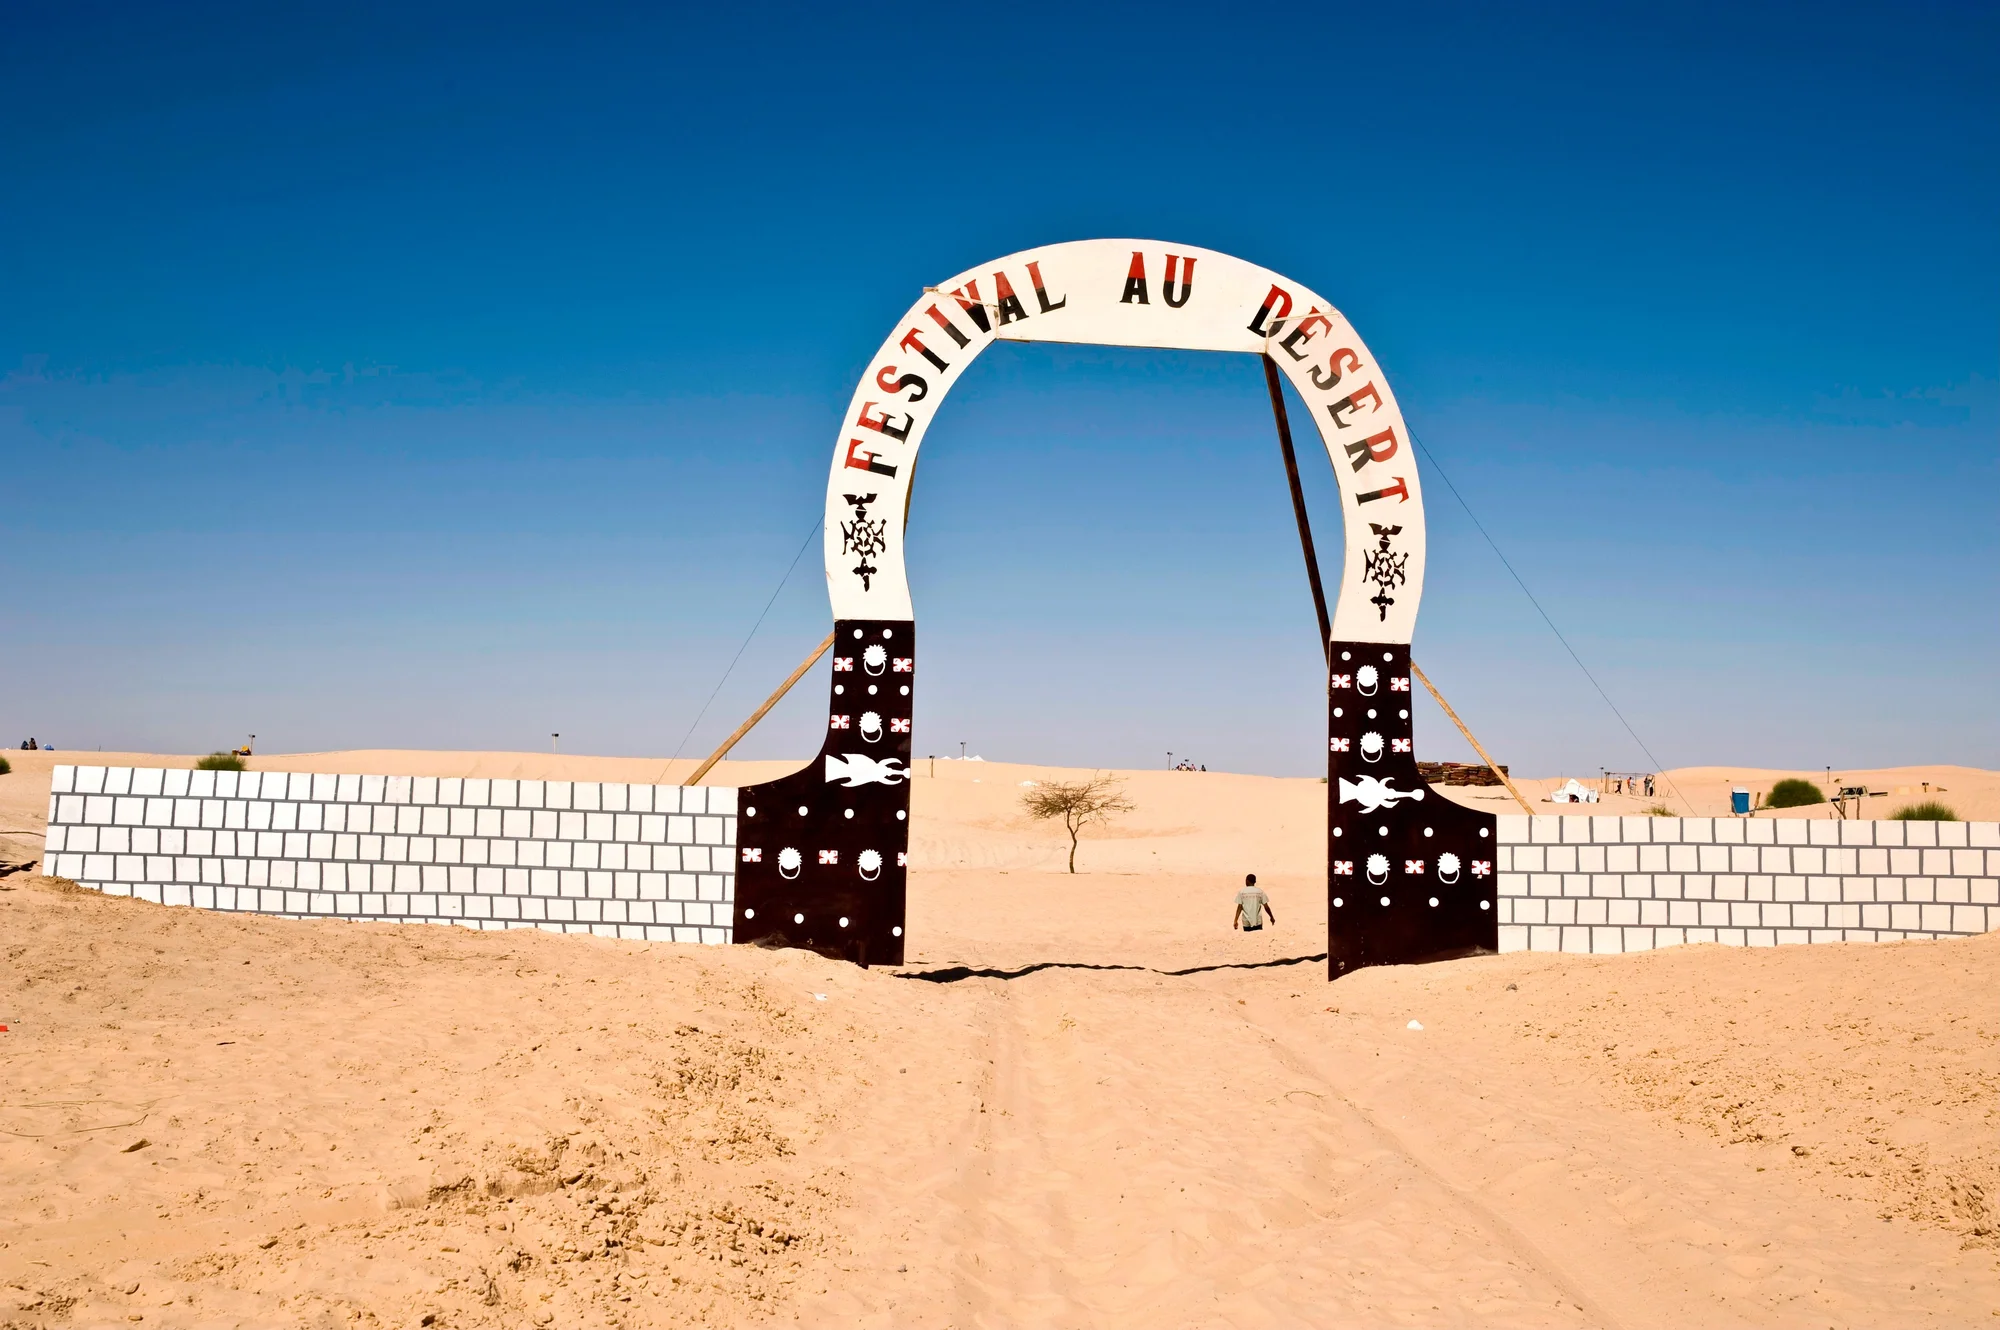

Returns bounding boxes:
[1731,787,1751,816]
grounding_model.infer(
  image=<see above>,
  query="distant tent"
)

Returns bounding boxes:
[1547,777,1599,804]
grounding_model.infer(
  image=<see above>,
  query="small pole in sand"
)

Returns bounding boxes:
[552,733,559,753]
[960,741,966,759]
[1408,663,1536,816]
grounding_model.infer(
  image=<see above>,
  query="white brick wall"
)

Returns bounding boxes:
[42,767,738,945]
[1494,815,2000,955]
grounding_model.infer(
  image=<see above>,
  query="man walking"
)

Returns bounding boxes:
[1233,874,1275,932]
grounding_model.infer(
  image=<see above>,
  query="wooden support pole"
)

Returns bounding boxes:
[683,630,836,786]
[1410,662,1535,815]
[1262,355,1332,666]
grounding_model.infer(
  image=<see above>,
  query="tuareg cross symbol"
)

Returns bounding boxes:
[840,493,889,590]
[1364,522,1409,621]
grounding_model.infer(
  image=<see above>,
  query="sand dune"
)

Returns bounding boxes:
[3,750,1997,1327]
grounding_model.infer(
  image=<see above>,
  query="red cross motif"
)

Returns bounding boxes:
[1333,860,1354,876]
[830,714,850,729]
[832,657,853,672]
[1390,676,1410,692]
[890,717,911,734]
[892,657,912,672]
[1330,674,1352,689]
[1391,737,1412,753]
[1329,737,1350,753]
[740,847,762,863]
[1472,860,1492,877]
[1403,859,1424,874]
[818,849,839,865]
[895,851,908,867]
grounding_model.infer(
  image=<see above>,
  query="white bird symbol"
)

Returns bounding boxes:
[1337,774,1426,813]
[824,753,908,787]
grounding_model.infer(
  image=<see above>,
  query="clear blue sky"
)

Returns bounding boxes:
[4,1,1994,777]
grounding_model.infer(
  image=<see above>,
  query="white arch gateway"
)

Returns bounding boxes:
[736,240,1498,974]
[817,240,1428,635]
[43,240,1986,962]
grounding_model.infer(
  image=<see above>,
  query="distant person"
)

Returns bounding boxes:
[1233,874,1275,932]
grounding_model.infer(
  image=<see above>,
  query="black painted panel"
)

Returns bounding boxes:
[1326,641,1498,977]
[734,626,1492,977]
[732,619,913,966]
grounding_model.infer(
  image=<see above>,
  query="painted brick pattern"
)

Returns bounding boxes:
[1494,815,2000,955]
[42,766,737,945]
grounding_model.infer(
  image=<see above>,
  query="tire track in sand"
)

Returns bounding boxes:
[937,968,1600,1329]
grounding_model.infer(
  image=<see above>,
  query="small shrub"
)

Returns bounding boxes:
[196,752,246,772]
[0,755,10,775]
[1765,778,1824,809]
[1645,804,1676,817]
[1021,773,1133,874]
[1892,801,1958,822]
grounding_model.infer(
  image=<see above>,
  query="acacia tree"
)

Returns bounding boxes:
[1021,773,1134,874]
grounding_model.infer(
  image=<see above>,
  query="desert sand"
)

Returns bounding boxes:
[3,750,1998,1328]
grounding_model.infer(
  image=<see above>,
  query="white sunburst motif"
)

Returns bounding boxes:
[859,711,884,742]
[777,846,802,879]
[862,643,889,675]
[1366,853,1390,884]
[1356,664,1380,695]
[1437,852,1462,883]
[858,848,883,880]
[1360,731,1385,762]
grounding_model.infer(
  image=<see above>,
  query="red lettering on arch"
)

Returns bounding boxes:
[844,439,899,477]
[1026,261,1066,313]
[1309,347,1362,391]
[875,364,928,401]
[1278,307,1331,361]
[899,329,947,372]
[924,304,971,349]
[1356,476,1410,505]
[1122,252,1150,305]
[1327,382,1384,428]
[855,401,913,441]
[991,271,1029,325]
[1247,284,1294,336]
[1342,426,1398,471]
[948,279,992,333]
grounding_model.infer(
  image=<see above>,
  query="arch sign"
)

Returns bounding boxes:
[735,240,1497,975]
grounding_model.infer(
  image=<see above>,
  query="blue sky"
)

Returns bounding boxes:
[4,1,1994,776]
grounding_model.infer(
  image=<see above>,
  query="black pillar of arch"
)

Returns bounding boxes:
[1327,641,1498,978]
[733,619,913,967]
